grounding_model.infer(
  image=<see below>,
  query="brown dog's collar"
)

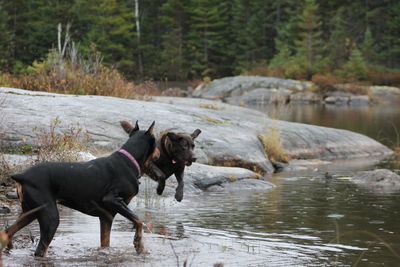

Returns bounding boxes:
[118,149,141,176]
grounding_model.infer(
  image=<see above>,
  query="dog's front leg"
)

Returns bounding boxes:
[102,191,144,254]
[174,168,185,202]
[147,162,167,195]
[99,216,113,247]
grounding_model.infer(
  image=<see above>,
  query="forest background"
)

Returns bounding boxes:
[0,0,399,87]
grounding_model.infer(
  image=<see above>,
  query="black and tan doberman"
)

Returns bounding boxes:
[2,121,159,257]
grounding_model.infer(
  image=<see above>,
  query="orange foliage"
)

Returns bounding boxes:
[367,71,400,86]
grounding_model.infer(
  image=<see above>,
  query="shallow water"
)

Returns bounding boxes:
[1,103,400,266]
[2,166,400,266]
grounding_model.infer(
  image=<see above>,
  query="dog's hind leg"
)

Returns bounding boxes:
[34,203,59,257]
[99,216,113,247]
[5,211,37,249]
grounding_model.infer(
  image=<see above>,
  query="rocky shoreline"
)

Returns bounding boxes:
[193,76,400,106]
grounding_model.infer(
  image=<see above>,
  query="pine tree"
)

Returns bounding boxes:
[325,7,350,69]
[339,47,367,80]
[361,27,376,64]
[159,0,189,80]
[72,0,136,75]
[0,3,12,70]
[294,0,324,79]
[187,0,234,78]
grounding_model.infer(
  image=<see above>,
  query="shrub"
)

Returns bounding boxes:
[0,47,160,98]
[34,117,90,163]
[258,128,289,163]
[311,74,340,92]
[366,66,400,86]
[338,47,368,81]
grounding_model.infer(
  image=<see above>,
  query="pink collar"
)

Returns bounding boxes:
[118,149,141,176]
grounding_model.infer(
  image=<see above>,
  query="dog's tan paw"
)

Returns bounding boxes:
[134,239,145,254]
[0,231,10,250]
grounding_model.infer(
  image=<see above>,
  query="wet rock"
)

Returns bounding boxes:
[207,179,275,192]
[290,92,322,103]
[193,76,312,100]
[369,86,400,104]
[6,192,18,199]
[352,169,400,194]
[349,95,369,106]
[226,88,291,105]
[0,88,393,175]
[324,96,349,105]
[142,163,271,195]
[281,159,331,172]
[0,206,11,214]
[183,163,265,191]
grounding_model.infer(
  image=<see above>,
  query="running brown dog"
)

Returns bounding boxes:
[121,121,201,202]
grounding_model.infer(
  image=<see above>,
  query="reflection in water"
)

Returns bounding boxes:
[252,103,400,149]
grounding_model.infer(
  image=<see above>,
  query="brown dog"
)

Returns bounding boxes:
[121,122,201,202]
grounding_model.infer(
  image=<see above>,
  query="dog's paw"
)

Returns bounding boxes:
[0,231,9,249]
[133,239,145,255]
[156,183,165,195]
[175,190,183,202]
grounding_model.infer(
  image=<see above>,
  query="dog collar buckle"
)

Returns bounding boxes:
[118,149,141,176]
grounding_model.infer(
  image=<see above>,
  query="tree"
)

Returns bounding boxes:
[0,3,12,71]
[72,0,136,75]
[339,47,368,80]
[294,0,324,79]
[187,0,234,78]
[325,7,350,69]
[361,27,376,64]
[159,0,189,80]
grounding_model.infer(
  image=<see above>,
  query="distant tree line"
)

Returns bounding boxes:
[0,0,399,81]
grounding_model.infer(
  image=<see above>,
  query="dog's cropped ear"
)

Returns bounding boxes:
[120,120,139,135]
[120,121,133,134]
[166,132,179,141]
[191,129,201,139]
[145,121,155,135]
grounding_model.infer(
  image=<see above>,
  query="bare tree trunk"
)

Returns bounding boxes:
[135,0,143,75]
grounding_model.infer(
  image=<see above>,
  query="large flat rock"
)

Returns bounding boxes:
[0,88,393,174]
[193,75,312,101]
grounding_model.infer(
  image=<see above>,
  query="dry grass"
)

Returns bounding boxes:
[0,154,11,184]
[0,95,10,184]
[199,103,223,110]
[258,128,289,163]
[0,69,160,98]
[202,116,231,125]
[367,69,400,86]
[34,117,90,163]
[0,45,160,98]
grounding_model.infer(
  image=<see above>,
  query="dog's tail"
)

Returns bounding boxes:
[10,174,24,183]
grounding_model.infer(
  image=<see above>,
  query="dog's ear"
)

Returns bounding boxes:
[166,132,179,141]
[120,120,139,135]
[145,121,155,135]
[191,129,201,139]
[120,120,133,134]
